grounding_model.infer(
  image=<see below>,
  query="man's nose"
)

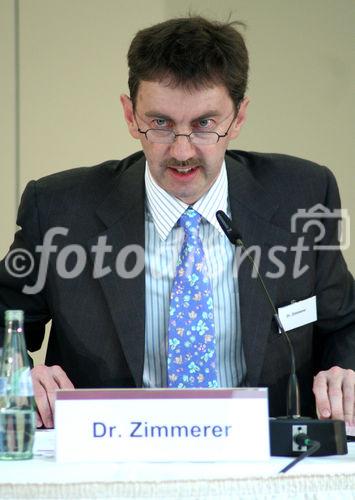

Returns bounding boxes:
[168,134,196,161]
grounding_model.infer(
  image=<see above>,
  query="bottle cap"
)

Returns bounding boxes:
[5,310,24,322]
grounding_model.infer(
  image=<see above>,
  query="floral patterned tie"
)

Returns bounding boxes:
[167,207,218,388]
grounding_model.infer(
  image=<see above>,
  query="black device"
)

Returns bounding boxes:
[215,210,347,459]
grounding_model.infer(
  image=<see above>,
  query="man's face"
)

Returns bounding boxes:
[121,81,249,205]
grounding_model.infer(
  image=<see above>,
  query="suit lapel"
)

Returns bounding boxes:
[87,156,146,386]
[226,154,292,386]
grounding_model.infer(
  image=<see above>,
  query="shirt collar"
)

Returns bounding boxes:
[145,160,228,240]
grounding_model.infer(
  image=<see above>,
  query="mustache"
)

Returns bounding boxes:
[161,158,204,168]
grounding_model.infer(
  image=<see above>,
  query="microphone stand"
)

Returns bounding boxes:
[232,232,300,418]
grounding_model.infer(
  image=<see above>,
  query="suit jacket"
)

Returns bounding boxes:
[1,150,354,417]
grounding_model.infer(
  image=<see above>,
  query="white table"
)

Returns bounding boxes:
[0,431,354,499]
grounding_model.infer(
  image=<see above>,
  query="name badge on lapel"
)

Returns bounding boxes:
[277,296,317,332]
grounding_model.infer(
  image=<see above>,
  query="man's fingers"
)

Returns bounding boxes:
[33,379,55,428]
[314,366,355,423]
[342,369,355,425]
[326,368,344,420]
[31,365,74,428]
[51,365,75,389]
[36,410,43,428]
[313,371,331,419]
[45,366,75,426]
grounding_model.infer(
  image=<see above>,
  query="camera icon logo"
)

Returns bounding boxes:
[290,203,350,250]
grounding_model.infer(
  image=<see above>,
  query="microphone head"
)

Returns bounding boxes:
[216,210,242,245]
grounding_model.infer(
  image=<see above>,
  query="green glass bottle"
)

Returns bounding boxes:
[0,310,36,460]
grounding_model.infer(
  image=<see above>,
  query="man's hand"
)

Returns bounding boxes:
[31,365,74,428]
[313,366,355,425]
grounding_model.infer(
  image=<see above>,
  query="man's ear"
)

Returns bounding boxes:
[120,94,140,139]
[229,96,250,140]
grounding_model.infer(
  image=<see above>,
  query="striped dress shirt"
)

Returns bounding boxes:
[143,160,246,388]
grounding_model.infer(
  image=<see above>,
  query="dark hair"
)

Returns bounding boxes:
[127,16,249,111]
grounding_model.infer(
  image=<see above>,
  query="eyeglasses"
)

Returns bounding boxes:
[136,112,237,145]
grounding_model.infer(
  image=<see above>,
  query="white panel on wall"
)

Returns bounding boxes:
[0,0,16,257]
[19,0,167,190]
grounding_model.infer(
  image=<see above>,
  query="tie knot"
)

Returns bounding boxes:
[179,207,202,235]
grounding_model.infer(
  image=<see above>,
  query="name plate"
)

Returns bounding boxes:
[55,388,270,463]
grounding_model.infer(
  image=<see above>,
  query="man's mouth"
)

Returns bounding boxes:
[168,165,200,178]
[174,166,197,174]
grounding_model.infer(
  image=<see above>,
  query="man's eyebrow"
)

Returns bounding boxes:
[144,111,172,120]
[143,110,222,120]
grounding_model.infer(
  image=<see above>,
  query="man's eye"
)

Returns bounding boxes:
[153,118,169,128]
[195,118,213,129]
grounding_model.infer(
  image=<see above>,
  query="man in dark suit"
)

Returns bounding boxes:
[0,17,354,428]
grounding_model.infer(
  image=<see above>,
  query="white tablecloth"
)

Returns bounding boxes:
[0,430,354,499]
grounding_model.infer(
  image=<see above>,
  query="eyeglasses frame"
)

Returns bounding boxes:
[135,108,240,145]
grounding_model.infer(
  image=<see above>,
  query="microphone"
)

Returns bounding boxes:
[216,210,347,460]
[215,210,242,246]
[216,210,300,417]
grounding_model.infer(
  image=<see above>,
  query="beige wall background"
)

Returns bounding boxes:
[1,0,354,362]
